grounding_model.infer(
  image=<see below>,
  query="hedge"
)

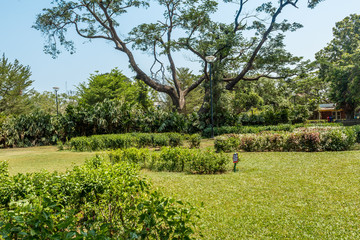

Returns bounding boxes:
[109,147,228,174]
[68,132,201,151]
[202,123,343,138]
[215,127,356,152]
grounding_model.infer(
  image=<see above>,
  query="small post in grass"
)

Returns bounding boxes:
[233,153,239,172]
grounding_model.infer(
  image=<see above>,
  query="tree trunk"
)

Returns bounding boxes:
[170,91,186,112]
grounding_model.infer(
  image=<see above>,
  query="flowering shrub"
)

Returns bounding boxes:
[215,127,356,152]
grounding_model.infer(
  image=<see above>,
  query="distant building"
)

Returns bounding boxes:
[312,103,345,120]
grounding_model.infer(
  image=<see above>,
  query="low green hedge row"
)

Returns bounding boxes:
[0,158,196,239]
[68,132,201,151]
[108,147,228,174]
[215,127,356,152]
[202,123,342,138]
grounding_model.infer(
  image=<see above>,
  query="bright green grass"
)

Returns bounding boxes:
[0,146,94,175]
[142,151,360,239]
[3,144,360,239]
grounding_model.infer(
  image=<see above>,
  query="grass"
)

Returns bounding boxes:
[142,151,360,239]
[0,146,94,175]
[2,143,360,239]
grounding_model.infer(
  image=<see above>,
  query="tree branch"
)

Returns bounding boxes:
[226,0,299,90]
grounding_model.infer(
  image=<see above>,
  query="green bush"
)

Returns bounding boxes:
[321,128,356,151]
[214,136,239,152]
[0,157,197,239]
[109,147,229,174]
[69,133,202,151]
[214,127,356,152]
[188,134,202,148]
[351,125,360,143]
[165,132,183,147]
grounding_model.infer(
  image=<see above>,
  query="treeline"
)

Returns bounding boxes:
[0,99,312,148]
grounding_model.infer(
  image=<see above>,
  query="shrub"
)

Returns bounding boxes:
[69,133,203,151]
[215,127,356,152]
[109,148,150,168]
[321,128,356,151]
[166,132,183,147]
[0,158,197,239]
[108,147,229,174]
[188,150,228,174]
[351,125,360,143]
[152,134,170,147]
[214,136,239,152]
[188,134,202,148]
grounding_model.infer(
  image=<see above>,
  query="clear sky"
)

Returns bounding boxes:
[0,0,360,94]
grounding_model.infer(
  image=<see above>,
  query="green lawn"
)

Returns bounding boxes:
[142,151,360,239]
[0,146,94,175]
[1,145,360,239]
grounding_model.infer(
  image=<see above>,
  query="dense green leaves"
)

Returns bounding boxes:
[214,126,356,152]
[316,14,360,119]
[109,147,228,174]
[77,68,154,109]
[0,157,197,239]
[0,54,33,115]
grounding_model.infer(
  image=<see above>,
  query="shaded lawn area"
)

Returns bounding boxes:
[0,146,94,175]
[142,151,360,239]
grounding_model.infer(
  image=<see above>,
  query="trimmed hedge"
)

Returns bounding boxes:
[0,158,196,239]
[215,127,356,152]
[68,132,200,151]
[203,123,343,138]
[109,147,228,174]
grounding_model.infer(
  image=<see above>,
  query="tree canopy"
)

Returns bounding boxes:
[34,0,325,111]
[0,54,33,115]
[316,14,360,119]
[77,68,154,109]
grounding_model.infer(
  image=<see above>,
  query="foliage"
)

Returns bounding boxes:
[0,54,33,115]
[0,157,197,239]
[33,0,322,111]
[78,68,154,109]
[214,127,356,152]
[188,134,201,149]
[203,124,295,138]
[316,14,360,119]
[109,147,228,174]
[59,99,203,140]
[26,90,78,115]
[0,110,57,148]
[68,132,200,151]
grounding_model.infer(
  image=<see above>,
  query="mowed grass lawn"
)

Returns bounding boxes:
[0,146,94,175]
[1,145,360,239]
[143,151,360,239]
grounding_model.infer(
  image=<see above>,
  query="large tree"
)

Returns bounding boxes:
[0,54,33,115]
[34,0,324,111]
[316,14,360,119]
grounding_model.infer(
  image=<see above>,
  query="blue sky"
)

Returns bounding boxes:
[0,0,360,94]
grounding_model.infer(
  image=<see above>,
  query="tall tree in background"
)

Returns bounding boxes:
[77,68,154,109]
[0,54,33,115]
[34,0,324,112]
[316,14,360,119]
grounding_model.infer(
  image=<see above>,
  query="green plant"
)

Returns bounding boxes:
[189,134,202,148]
[0,158,197,239]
